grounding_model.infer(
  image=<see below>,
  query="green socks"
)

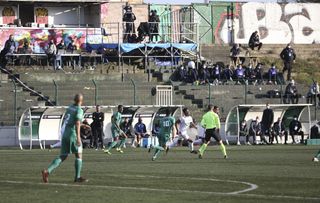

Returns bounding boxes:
[153,149,162,158]
[220,143,227,157]
[108,141,118,151]
[75,158,82,179]
[118,139,127,149]
[199,143,208,155]
[47,157,62,174]
[154,145,164,151]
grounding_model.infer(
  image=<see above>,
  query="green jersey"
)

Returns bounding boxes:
[62,105,83,137]
[111,112,122,131]
[159,116,175,136]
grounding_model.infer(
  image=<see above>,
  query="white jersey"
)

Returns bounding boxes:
[179,116,193,135]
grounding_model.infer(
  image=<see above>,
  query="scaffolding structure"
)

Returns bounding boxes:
[99,22,200,81]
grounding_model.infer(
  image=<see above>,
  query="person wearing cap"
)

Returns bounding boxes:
[284,80,299,104]
[280,44,296,81]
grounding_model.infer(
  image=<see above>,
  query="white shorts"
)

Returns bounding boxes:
[179,131,190,140]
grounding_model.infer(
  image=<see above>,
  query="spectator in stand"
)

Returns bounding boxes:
[284,80,299,104]
[19,38,31,65]
[238,120,248,145]
[0,34,17,66]
[245,63,256,84]
[123,4,137,43]
[187,60,198,84]
[268,63,278,84]
[307,81,320,106]
[254,63,264,85]
[212,64,221,85]
[235,64,245,84]
[230,43,245,65]
[80,119,92,148]
[67,39,78,69]
[91,105,104,150]
[248,31,262,51]
[261,103,273,145]
[148,10,160,42]
[248,116,261,145]
[280,44,296,81]
[46,39,57,67]
[133,117,148,148]
[178,66,187,82]
[57,39,66,51]
[223,65,233,84]
[199,65,210,85]
[287,115,304,144]
[271,117,287,144]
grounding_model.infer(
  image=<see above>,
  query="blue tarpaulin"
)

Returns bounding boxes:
[120,43,197,53]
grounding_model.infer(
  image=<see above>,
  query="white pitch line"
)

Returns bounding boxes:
[105,174,258,194]
[1,179,320,201]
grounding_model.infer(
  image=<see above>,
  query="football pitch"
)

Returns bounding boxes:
[0,145,319,203]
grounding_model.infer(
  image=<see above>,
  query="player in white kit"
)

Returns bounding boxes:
[167,108,197,154]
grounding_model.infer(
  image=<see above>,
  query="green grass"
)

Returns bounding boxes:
[0,145,320,203]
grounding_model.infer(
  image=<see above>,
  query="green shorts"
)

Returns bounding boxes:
[158,133,170,146]
[60,128,82,155]
[111,126,120,138]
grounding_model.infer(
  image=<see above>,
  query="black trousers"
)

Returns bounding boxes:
[249,42,262,50]
[92,126,104,148]
[283,61,293,81]
[286,131,304,143]
[247,131,257,143]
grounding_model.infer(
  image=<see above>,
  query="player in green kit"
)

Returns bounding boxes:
[149,109,176,161]
[42,94,87,183]
[104,105,127,154]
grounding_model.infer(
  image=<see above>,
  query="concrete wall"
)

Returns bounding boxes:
[192,2,320,44]
[0,127,18,147]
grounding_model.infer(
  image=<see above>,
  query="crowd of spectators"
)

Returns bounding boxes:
[238,104,305,145]
[176,60,283,86]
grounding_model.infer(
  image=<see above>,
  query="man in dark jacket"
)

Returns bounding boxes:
[280,44,296,81]
[92,105,104,150]
[271,117,287,144]
[261,103,273,144]
[287,115,304,144]
[247,116,261,145]
[284,80,299,104]
[0,34,16,67]
[248,31,262,51]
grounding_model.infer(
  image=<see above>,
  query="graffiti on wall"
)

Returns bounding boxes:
[216,3,320,44]
[0,28,97,53]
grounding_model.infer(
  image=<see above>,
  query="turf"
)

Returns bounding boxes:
[0,145,319,203]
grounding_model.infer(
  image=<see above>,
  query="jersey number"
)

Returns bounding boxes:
[163,121,170,127]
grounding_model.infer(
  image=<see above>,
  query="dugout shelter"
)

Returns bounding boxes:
[224,104,312,145]
[18,105,183,150]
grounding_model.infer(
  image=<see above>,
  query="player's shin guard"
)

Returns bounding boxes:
[118,138,126,149]
[199,143,208,155]
[47,157,62,174]
[75,158,82,180]
[220,143,227,157]
[107,141,118,151]
[153,149,161,159]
